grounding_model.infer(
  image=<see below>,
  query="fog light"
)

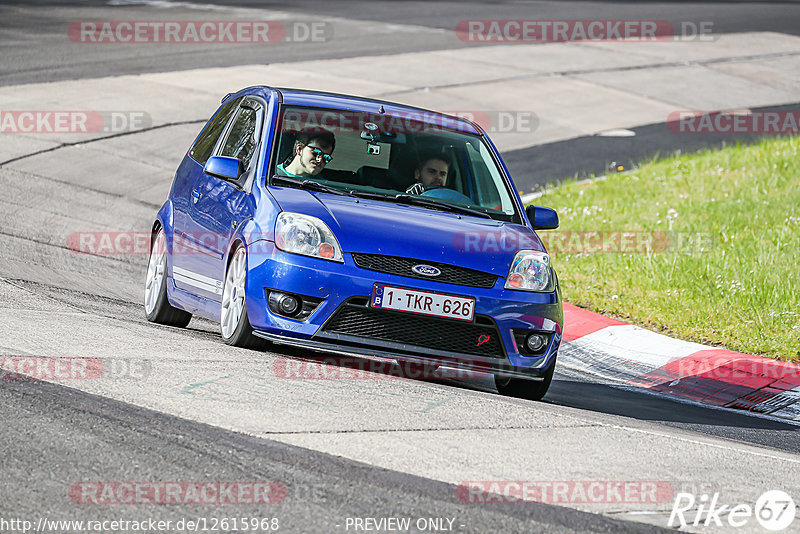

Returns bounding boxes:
[525,333,547,352]
[269,292,300,317]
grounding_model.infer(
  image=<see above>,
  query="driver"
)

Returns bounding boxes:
[277,132,335,178]
[405,153,449,195]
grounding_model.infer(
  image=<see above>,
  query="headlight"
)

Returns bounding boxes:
[504,250,554,292]
[275,212,343,262]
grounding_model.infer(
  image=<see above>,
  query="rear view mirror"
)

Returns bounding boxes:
[360,131,406,144]
[204,155,243,181]
[526,205,559,230]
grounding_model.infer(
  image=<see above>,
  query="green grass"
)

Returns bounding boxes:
[536,136,800,363]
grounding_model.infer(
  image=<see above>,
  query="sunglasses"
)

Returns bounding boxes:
[307,146,333,164]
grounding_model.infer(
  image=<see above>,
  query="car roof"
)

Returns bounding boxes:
[271,87,482,135]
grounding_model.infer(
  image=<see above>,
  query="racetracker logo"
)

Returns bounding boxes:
[68,21,331,44]
[453,111,538,133]
[0,111,150,134]
[279,109,537,134]
[454,230,670,254]
[454,231,715,255]
[645,356,800,383]
[451,230,715,254]
[1,357,102,380]
[457,481,674,504]
[67,231,275,256]
[456,20,675,42]
[668,110,800,134]
[69,482,287,505]
[0,356,151,381]
[273,357,483,381]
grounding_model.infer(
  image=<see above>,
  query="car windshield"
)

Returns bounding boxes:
[270,105,520,221]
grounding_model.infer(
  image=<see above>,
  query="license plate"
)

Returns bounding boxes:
[371,284,475,321]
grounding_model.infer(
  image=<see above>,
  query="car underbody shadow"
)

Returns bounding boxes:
[544,378,800,453]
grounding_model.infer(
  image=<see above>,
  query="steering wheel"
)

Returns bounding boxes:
[420,186,474,204]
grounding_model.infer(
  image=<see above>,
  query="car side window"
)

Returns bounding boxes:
[189,97,242,165]
[219,104,259,171]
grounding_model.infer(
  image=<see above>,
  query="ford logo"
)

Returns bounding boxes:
[412,264,441,277]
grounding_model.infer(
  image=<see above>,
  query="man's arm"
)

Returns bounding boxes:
[405,182,425,195]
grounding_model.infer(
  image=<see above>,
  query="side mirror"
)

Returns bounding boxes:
[526,205,559,230]
[204,155,243,181]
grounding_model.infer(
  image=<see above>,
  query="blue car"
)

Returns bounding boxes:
[144,86,562,400]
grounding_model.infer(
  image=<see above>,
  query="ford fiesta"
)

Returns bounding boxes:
[144,86,563,400]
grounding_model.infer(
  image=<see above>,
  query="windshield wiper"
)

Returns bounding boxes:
[347,190,395,201]
[271,175,352,197]
[391,194,493,219]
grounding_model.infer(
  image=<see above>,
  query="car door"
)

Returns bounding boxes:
[172,96,242,297]
[179,97,264,300]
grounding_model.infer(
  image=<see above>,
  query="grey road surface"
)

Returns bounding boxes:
[1,2,800,533]
[3,0,800,86]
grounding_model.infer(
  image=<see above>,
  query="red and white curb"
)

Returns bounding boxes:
[559,304,800,422]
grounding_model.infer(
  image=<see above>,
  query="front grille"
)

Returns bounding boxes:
[320,301,505,358]
[352,253,497,288]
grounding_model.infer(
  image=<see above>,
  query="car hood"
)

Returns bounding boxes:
[268,187,545,275]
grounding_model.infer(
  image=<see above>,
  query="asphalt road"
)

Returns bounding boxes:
[3,0,800,86]
[1,377,663,534]
[505,101,800,188]
[1,2,800,533]
[1,276,797,533]
[4,0,799,186]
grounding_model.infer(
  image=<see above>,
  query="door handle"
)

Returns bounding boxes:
[191,189,201,203]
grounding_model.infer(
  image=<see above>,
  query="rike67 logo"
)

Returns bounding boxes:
[669,490,796,531]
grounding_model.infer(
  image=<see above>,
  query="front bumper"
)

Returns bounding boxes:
[245,240,562,375]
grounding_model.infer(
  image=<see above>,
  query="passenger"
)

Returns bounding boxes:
[277,132,335,178]
[405,153,449,195]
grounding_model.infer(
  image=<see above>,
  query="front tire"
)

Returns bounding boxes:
[494,358,556,401]
[220,244,267,349]
[144,229,192,327]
